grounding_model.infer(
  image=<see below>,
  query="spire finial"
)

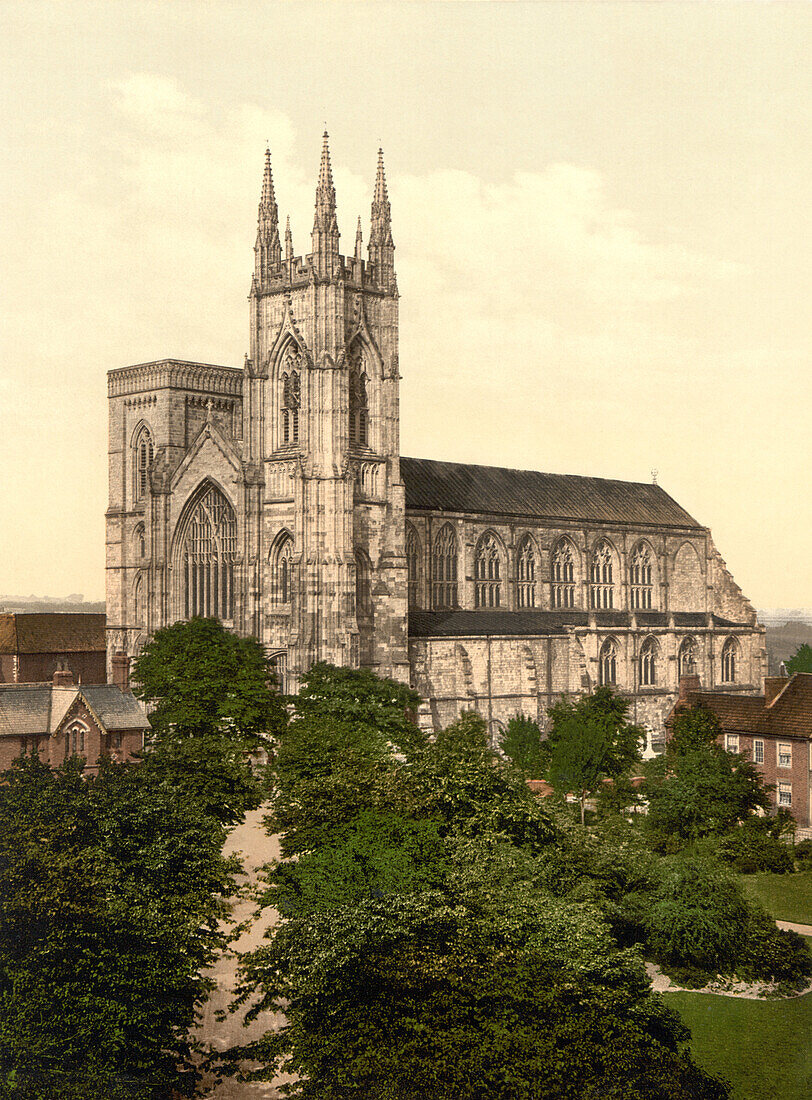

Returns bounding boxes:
[255,146,281,276]
[355,215,363,260]
[369,146,394,284]
[312,130,339,268]
[285,214,293,262]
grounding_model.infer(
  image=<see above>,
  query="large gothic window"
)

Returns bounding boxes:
[629,543,653,610]
[280,346,301,445]
[432,524,458,609]
[475,533,502,608]
[552,539,576,608]
[678,637,697,678]
[406,524,420,609]
[599,637,618,686]
[270,532,294,605]
[178,484,238,620]
[348,346,369,447]
[590,541,615,610]
[133,425,154,503]
[639,637,657,686]
[516,536,536,608]
[721,637,738,683]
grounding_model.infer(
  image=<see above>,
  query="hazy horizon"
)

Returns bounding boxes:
[1,2,810,606]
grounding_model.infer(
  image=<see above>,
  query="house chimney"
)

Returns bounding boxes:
[764,675,789,706]
[111,651,131,694]
[678,660,701,703]
[52,661,75,688]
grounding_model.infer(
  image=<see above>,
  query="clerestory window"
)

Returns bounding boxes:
[516,537,536,608]
[551,540,576,608]
[590,541,615,610]
[630,543,653,610]
[432,525,458,610]
[475,533,502,608]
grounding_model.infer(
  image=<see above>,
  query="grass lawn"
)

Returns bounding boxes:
[670,990,812,1100]
[738,871,812,924]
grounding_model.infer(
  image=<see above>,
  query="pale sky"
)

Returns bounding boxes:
[0,1,809,608]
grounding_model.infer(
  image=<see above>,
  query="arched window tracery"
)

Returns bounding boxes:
[590,540,615,610]
[475,533,502,608]
[432,524,458,609]
[599,637,618,686]
[630,543,654,610]
[270,532,294,605]
[280,345,302,445]
[177,484,238,621]
[552,539,576,608]
[678,637,698,678]
[721,637,738,683]
[516,537,536,608]
[65,720,88,759]
[133,425,154,503]
[639,636,657,686]
[406,524,420,609]
[348,346,369,447]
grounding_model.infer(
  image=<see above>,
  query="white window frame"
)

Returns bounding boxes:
[753,739,764,765]
[778,782,792,807]
[778,742,792,769]
[725,734,739,753]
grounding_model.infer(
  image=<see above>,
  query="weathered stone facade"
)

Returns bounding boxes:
[106,135,765,738]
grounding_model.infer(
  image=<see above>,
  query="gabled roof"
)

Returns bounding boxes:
[0,613,106,655]
[681,673,812,740]
[0,682,150,738]
[409,610,743,639]
[82,686,152,732]
[401,457,702,529]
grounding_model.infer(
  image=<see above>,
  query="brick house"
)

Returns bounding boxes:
[669,672,812,827]
[0,612,107,685]
[0,659,150,772]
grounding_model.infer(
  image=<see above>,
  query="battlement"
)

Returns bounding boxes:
[107,360,244,398]
[251,252,391,296]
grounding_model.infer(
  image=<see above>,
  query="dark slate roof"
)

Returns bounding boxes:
[408,610,742,638]
[401,457,701,529]
[682,674,812,740]
[83,686,151,732]
[0,613,106,655]
[0,683,149,738]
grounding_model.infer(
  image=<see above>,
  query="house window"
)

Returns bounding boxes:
[726,734,739,753]
[599,638,617,686]
[65,721,87,758]
[280,347,301,445]
[475,533,502,608]
[629,543,653,610]
[551,540,575,608]
[349,357,369,447]
[406,525,420,609]
[778,782,792,807]
[516,537,536,608]
[270,532,294,605]
[432,525,458,609]
[678,637,697,678]
[721,638,737,683]
[178,484,238,620]
[753,739,764,764]
[590,541,614,610]
[778,742,792,769]
[638,637,657,686]
[133,425,154,502]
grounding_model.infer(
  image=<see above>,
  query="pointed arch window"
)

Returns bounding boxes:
[133,574,145,628]
[721,637,738,683]
[270,532,294,605]
[178,485,238,621]
[280,346,301,445]
[590,541,615,610]
[678,637,697,679]
[349,348,369,447]
[406,524,420,609]
[432,524,458,609]
[639,637,657,686]
[516,537,536,608]
[475,533,502,608]
[133,425,154,503]
[134,523,146,559]
[630,543,653,610]
[552,540,576,608]
[65,720,88,759]
[599,638,618,686]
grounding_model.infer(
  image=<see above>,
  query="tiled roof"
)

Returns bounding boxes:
[401,457,702,529]
[0,683,150,738]
[409,610,744,639]
[0,613,106,655]
[682,674,812,739]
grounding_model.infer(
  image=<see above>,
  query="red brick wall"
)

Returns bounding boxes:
[726,732,811,828]
[17,651,107,685]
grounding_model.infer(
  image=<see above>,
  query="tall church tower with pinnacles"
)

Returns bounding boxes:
[107,132,766,737]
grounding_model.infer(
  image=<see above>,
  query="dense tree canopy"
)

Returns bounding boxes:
[786,643,812,676]
[499,714,545,778]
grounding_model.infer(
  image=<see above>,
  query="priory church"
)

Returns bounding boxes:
[106,133,765,737]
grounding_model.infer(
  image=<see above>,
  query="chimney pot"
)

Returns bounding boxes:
[111,651,131,694]
[52,662,75,688]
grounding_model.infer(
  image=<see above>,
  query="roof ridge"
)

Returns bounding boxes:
[401,455,667,491]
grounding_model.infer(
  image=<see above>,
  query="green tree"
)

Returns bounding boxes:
[546,688,643,825]
[786,643,812,676]
[0,754,239,1099]
[132,617,287,824]
[500,714,545,778]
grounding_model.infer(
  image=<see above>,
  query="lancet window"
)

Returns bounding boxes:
[432,524,458,609]
[65,721,87,758]
[133,425,154,503]
[639,637,657,686]
[678,637,697,678]
[270,532,294,605]
[475,533,502,608]
[599,638,618,686]
[406,524,420,609]
[721,638,738,683]
[590,541,615,610]
[178,485,238,621]
[516,537,536,608]
[133,574,145,627]
[629,543,653,610]
[349,354,369,447]
[552,540,576,608]
[280,347,301,445]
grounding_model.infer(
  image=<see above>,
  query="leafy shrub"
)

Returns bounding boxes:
[717,825,794,873]
[795,838,812,869]
[737,906,812,985]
